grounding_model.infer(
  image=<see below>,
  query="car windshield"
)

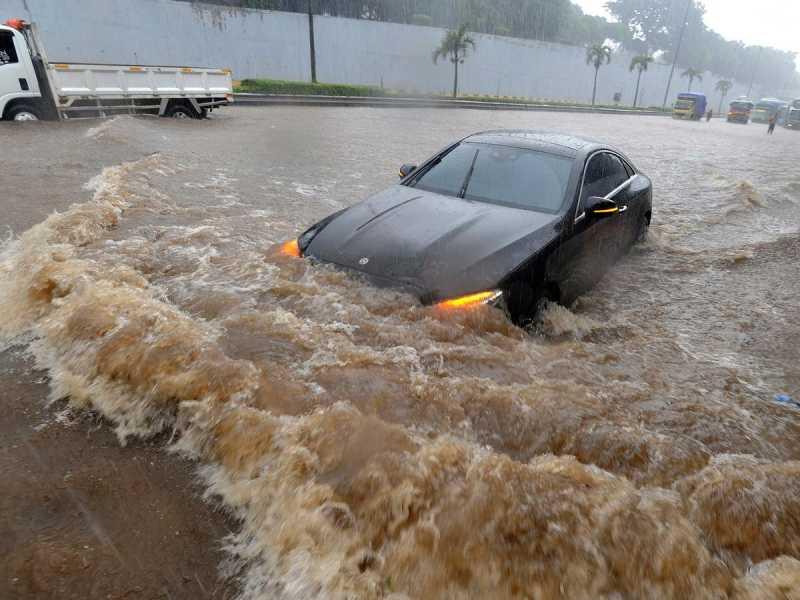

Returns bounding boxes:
[730,102,752,110]
[408,142,572,213]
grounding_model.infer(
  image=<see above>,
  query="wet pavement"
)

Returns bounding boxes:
[1,106,799,598]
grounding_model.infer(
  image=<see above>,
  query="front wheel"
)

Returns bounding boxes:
[6,104,41,121]
[502,280,557,328]
[164,103,198,119]
[634,213,650,244]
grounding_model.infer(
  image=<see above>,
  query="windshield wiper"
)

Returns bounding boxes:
[458,148,480,198]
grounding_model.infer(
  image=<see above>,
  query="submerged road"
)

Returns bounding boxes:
[1,106,799,598]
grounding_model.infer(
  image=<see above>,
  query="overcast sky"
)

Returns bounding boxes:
[574,0,800,69]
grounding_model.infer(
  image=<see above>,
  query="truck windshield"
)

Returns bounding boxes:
[675,99,694,109]
[408,142,573,213]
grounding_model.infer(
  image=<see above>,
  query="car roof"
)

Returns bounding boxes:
[463,130,607,158]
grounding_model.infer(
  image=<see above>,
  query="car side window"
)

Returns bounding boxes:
[579,153,628,210]
[605,155,629,190]
[0,31,19,66]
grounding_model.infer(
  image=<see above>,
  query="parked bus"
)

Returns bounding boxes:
[750,98,788,124]
[726,100,754,124]
[672,93,707,121]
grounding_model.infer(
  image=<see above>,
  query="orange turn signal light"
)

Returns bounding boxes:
[280,239,301,258]
[4,19,26,31]
[437,290,502,310]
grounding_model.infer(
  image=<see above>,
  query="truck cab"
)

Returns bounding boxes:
[0,21,48,120]
[672,93,707,121]
[727,100,754,124]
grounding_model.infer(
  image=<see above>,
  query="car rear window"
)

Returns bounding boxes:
[409,142,573,213]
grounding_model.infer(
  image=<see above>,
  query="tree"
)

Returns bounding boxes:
[606,0,673,53]
[433,24,476,98]
[629,54,653,108]
[715,79,733,113]
[586,43,612,106]
[681,67,703,91]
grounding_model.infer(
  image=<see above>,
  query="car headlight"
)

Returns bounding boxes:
[280,239,301,258]
[298,225,321,254]
[436,290,503,309]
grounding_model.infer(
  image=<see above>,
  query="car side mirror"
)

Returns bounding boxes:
[585,196,620,218]
[399,163,417,178]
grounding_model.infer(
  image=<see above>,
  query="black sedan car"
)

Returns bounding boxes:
[283,130,652,323]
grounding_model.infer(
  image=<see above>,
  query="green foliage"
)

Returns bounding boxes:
[629,54,653,73]
[681,67,703,90]
[233,78,672,111]
[236,79,388,96]
[433,24,475,65]
[411,13,433,27]
[607,0,797,91]
[586,43,612,69]
[715,79,732,94]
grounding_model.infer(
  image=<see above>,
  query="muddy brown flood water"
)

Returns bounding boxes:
[1,107,799,598]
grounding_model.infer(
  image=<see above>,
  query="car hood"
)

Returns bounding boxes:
[305,185,562,302]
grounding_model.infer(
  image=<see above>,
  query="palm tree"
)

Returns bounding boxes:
[433,25,476,98]
[629,54,654,108]
[715,79,733,113]
[586,44,612,106]
[681,67,703,92]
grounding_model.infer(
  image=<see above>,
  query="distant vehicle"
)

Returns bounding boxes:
[750,98,788,124]
[727,100,754,124]
[1,19,232,121]
[282,131,653,324]
[784,99,800,130]
[672,93,707,120]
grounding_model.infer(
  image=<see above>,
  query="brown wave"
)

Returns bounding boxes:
[2,157,800,598]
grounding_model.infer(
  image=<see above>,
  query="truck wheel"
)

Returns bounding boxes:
[6,105,41,121]
[165,103,197,119]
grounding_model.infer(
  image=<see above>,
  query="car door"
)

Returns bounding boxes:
[547,151,630,303]
[615,157,650,248]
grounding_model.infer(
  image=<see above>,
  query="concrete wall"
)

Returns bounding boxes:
[4,0,787,108]
[4,0,310,80]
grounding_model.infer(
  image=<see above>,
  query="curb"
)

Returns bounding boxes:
[233,93,671,116]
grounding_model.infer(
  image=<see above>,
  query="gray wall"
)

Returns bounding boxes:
[4,0,790,108]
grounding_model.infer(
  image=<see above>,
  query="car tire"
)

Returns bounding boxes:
[504,281,555,328]
[165,103,198,119]
[6,104,42,121]
[634,213,650,244]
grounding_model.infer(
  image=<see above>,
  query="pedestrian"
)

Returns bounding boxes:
[706,109,713,122]
[768,113,777,135]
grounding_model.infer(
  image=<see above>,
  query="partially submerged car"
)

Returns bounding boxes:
[282,130,652,324]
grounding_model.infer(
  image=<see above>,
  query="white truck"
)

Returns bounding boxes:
[1,18,232,121]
